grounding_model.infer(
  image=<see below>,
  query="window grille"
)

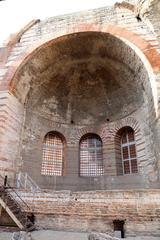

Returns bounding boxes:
[41,132,64,176]
[80,134,104,176]
[121,128,138,174]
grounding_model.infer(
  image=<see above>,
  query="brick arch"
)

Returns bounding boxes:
[42,129,67,144]
[109,117,141,141]
[43,130,66,144]
[73,127,103,145]
[3,24,159,92]
[2,24,158,119]
[39,122,69,145]
[1,23,159,178]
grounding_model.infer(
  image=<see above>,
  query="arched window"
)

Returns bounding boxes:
[121,127,138,174]
[41,132,64,176]
[80,134,104,176]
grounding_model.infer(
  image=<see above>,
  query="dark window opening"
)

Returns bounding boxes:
[113,220,125,238]
[27,213,35,224]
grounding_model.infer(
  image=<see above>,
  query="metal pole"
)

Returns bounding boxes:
[4,175,7,187]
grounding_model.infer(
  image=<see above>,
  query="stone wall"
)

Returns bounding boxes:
[0,1,160,237]
[0,1,159,187]
[15,189,160,237]
[21,105,153,191]
[15,29,156,190]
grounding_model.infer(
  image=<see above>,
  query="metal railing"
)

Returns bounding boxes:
[16,172,41,192]
[0,174,31,212]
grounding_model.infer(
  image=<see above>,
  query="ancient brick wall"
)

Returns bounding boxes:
[16,189,160,237]
[0,2,159,188]
[0,1,160,237]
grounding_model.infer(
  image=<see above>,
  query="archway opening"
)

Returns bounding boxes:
[10,31,157,190]
[113,220,125,238]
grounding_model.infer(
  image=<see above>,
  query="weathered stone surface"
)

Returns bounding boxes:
[88,233,120,240]
[12,189,160,237]
[0,0,159,188]
[0,1,160,238]
[12,231,32,240]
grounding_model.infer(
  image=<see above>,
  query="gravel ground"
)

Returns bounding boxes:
[0,230,159,240]
[0,232,12,240]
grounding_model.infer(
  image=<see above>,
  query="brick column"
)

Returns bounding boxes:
[0,91,24,181]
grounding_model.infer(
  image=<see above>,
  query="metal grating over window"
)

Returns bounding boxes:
[41,132,64,176]
[80,134,104,176]
[121,128,138,174]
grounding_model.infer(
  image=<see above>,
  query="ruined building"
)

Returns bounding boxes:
[0,0,160,238]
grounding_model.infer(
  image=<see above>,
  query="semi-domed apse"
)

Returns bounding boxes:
[0,1,160,236]
[14,32,145,124]
[8,31,158,190]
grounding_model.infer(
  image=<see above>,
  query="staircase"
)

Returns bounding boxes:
[0,176,35,231]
